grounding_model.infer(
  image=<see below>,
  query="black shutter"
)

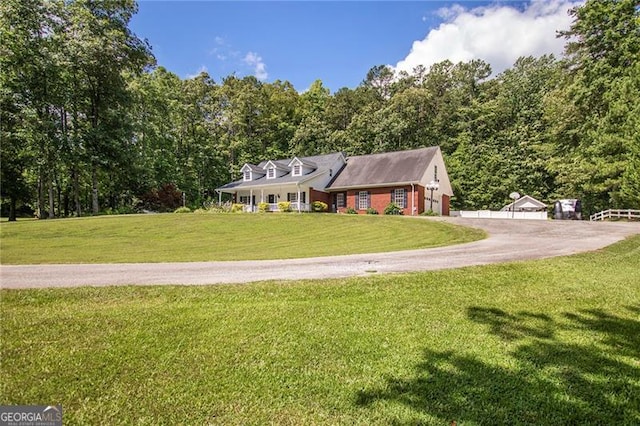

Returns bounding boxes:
[287,193,291,202]
[404,189,408,208]
[368,191,371,208]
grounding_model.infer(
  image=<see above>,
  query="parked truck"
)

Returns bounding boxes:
[553,199,582,220]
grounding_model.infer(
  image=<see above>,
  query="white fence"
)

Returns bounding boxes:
[590,209,640,221]
[451,210,547,220]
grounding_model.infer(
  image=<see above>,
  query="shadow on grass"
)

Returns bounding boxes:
[356,306,640,425]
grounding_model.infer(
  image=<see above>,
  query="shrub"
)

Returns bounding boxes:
[174,206,191,214]
[345,207,358,214]
[140,183,183,212]
[384,203,403,215]
[311,201,328,212]
[421,209,439,216]
[278,201,292,213]
[258,202,270,213]
[231,203,246,213]
[366,207,378,215]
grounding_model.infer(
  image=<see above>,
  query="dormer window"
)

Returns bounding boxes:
[267,168,275,179]
[243,170,251,181]
[292,164,302,176]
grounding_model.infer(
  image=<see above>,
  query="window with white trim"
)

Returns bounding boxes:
[358,191,369,210]
[393,188,406,207]
[239,196,251,204]
[243,170,251,181]
[292,164,302,176]
[267,168,275,179]
[288,192,298,203]
[336,193,345,208]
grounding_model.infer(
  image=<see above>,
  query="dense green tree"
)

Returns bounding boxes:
[554,0,640,212]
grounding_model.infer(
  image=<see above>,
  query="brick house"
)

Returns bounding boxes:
[216,146,453,215]
[326,146,452,215]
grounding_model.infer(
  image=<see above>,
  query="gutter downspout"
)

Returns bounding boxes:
[297,184,301,213]
[411,183,415,216]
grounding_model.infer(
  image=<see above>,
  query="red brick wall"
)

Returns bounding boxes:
[310,188,330,206]
[335,185,425,215]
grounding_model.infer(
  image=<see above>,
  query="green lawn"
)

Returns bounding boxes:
[1,236,638,425]
[0,213,484,264]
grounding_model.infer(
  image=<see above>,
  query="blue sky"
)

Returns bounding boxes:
[130,1,580,92]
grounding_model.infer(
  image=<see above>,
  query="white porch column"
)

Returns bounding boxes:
[250,189,254,212]
[297,186,301,213]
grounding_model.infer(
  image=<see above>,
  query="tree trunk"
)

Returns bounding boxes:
[72,167,81,217]
[37,170,45,219]
[92,164,99,214]
[48,173,55,219]
[8,197,17,222]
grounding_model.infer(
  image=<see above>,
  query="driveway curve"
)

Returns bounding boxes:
[1,218,638,289]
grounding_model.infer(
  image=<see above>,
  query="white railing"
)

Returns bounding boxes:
[244,202,311,213]
[590,209,640,221]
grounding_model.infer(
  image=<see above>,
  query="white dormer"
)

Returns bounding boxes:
[240,163,265,182]
[262,160,289,179]
[288,157,317,177]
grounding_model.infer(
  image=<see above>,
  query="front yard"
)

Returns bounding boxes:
[1,236,639,424]
[0,213,484,264]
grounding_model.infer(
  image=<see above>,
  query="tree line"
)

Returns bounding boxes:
[2,0,638,220]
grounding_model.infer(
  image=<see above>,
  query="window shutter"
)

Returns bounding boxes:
[287,193,291,202]
[368,191,371,208]
[391,189,394,203]
[404,189,408,208]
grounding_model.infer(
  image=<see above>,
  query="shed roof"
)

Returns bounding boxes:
[500,195,547,212]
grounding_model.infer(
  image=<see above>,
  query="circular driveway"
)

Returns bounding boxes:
[1,218,638,289]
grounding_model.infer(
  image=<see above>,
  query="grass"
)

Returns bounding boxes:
[0,214,484,264]
[1,236,639,425]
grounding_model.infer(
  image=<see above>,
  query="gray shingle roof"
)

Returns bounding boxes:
[327,147,438,190]
[217,152,345,191]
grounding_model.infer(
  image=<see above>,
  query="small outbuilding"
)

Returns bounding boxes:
[500,195,547,213]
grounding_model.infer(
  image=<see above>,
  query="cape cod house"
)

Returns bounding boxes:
[216,146,453,215]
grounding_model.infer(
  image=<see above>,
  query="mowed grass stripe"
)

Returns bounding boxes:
[1,236,638,424]
[0,214,484,264]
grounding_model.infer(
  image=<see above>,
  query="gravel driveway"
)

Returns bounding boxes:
[1,218,638,289]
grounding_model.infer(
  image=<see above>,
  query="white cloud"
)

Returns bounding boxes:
[244,51,268,81]
[395,0,581,76]
[185,65,208,79]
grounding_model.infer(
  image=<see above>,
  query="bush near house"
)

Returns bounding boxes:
[258,202,270,213]
[384,203,403,215]
[278,201,292,213]
[366,208,379,215]
[345,207,358,214]
[231,204,245,213]
[173,207,191,214]
[312,201,328,212]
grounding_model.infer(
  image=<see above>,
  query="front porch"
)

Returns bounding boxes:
[243,202,312,213]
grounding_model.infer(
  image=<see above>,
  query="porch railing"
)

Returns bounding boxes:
[244,202,311,213]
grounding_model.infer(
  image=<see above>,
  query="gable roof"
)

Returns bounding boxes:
[263,160,289,171]
[327,146,439,190]
[500,195,547,212]
[217,152,345,191]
